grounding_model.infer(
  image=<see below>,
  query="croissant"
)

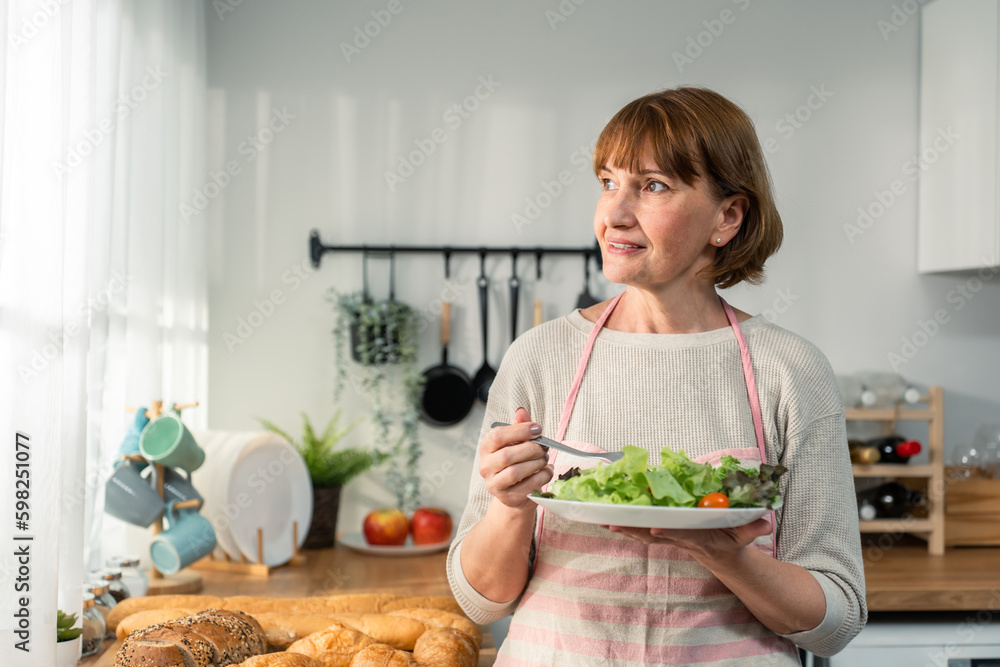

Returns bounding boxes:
[349,644,419,667]
[383,609,481,647]
[412,628,478,667]
[285,623,381,667]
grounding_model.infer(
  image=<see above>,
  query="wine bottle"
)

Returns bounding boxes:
[856,482,924,519]
[837,374,878,408]
[869,435,922,464]
[858,499,878,521]
[848,439,881,464]
[854,372,923,407]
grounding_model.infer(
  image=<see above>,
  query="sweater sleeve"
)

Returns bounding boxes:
[446,339,540,624]
[773,410,868,656]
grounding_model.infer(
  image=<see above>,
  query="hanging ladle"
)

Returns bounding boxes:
[576,252,600,309]
[509,251,521,344]
[473,251,497,403]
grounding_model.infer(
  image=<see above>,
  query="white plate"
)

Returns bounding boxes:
[192,431,244,560]
[531,495,769,529]
[193,431,312,566]
[337,531,453,557]
[228,435,313,566]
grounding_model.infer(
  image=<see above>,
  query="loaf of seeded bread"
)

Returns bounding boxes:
[115,609,267,667]
[116,609,194,641]
[107,596,225,633]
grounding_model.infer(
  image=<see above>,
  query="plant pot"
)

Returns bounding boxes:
[56,637,81,667]
[303,485,342,549]
[349,319,402,365]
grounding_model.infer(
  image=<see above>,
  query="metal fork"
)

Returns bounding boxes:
[490,422,625,463]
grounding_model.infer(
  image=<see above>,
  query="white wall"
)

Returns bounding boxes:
[203,0,1000,532]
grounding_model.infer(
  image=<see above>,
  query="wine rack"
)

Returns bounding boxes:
[847,386,945,555]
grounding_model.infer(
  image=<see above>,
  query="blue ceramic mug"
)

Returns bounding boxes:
[140,411,205,473]
[104,461,164,528]
[149,500,217,575]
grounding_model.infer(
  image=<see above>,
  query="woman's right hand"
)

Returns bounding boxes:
[479,407,553,509]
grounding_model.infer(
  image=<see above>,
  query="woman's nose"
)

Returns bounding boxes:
[604,191,638,228]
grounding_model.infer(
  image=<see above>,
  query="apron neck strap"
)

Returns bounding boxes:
[556,292,624,441]
[719,297,767,466]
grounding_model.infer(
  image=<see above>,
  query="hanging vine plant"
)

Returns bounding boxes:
[328,254,424,512]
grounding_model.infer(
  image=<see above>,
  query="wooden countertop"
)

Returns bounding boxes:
[82,545,496,666]
[82,536,1000,664]
[863,537,1000,611]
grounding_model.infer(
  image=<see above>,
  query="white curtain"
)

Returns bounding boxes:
[0,1,206,664]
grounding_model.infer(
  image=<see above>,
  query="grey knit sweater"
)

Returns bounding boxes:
[447,308,867,659]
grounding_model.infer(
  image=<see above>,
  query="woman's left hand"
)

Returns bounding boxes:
[601,519,771,567]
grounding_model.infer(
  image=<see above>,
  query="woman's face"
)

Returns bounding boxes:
[593,148,730,293]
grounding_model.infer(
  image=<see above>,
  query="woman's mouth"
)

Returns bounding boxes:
[606,241,644,254]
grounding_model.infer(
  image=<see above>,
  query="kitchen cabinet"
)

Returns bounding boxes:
[917,0,1000,273]
[848,387,945,554]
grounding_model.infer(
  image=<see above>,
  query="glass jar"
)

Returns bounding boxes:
[94,568,131,603]
[105,555,147,597]
[86,581,117,640]
[80,593,105,658]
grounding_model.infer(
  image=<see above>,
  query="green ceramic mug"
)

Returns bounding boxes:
[149,500,217,575]
[139,411,205,472]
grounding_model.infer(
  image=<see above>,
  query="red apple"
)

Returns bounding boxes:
[363,508,409,546]
[410,506,453,545]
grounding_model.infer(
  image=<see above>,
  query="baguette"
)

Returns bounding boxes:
[383,610,481,647]
[285,623,380,667]
[349,644,418,667]
[251,614,349,650]
[117,609,193,641]
[377,597,464,617]
[107,595,224,632]
[223,594,401,616]
[334,614,426,652]
[239,653,324,667]
[412,628,478,667]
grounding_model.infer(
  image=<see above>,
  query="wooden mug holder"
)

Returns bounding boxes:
[126,400,307,583]
[124,400,205,594]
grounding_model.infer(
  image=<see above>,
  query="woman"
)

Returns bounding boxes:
[446,87,866,665]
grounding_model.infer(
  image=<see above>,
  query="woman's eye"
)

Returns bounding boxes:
[601,178,617,191]
[647,181,668,193]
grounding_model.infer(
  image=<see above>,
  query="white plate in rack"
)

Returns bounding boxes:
[531,496,769,529]
[193,431,312,566]
[337,531,453,557]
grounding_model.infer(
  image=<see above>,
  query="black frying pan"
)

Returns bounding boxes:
[419,301,476,426]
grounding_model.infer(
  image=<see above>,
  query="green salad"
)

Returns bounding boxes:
[534,446,786,510]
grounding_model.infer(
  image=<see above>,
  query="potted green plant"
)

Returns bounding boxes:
[56,609,82,666]
[258,411,386,549]
[329,289,425,513]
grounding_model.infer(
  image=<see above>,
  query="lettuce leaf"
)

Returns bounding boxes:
[540,446,786,509]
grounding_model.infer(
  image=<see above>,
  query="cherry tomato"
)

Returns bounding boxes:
[698,492,730,508]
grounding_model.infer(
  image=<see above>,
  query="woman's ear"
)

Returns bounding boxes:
[716,194,749,241]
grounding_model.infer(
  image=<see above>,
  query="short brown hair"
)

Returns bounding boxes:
[593,87,782,288]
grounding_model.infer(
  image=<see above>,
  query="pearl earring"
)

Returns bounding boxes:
[716,237,722,244]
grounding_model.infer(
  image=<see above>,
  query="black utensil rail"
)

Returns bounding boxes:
[309,230,602,278]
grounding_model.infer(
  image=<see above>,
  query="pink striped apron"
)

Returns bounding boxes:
[499,293,799,666]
